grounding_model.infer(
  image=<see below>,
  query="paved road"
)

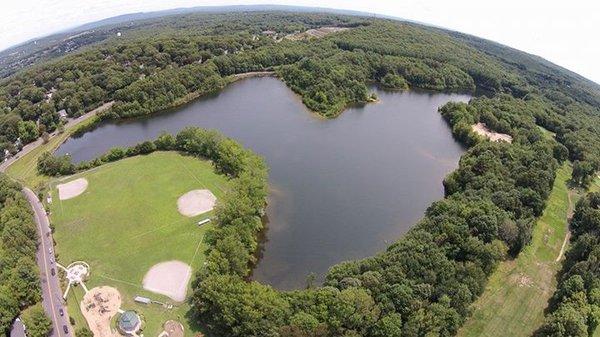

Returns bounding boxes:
[0,101,114,172]
[10,318,26,337]
[23,188,71,337]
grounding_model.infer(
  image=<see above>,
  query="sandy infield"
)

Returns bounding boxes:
[142,261,192,302]
[159,320,185,337]
[472,122,513,143]
[80,286,122,337]
[177,189,216,217]
[57,178,88,200]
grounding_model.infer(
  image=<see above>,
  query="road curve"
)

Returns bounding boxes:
[23,187,71,337]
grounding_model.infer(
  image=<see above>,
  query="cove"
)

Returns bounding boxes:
[55,77,470,289]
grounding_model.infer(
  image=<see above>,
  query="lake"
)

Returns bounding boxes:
[56,77,470,289]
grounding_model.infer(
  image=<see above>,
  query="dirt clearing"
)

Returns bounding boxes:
[177,189,216,217]
[57,178,88,200]
[142,261,191,302]
[286,26,349,40]
[80,286,122,337]
[471,122,513,143]
[159,320,185,337]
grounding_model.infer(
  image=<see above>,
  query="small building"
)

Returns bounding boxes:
[58,109,68,120]
[197,218,211,226]
[117,311,141,335]
[134,296,151,305]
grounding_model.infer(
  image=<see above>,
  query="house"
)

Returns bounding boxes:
[58,109,68,120]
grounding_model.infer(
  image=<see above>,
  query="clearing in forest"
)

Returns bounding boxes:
[49,151,229,336]
[458,163,574,337]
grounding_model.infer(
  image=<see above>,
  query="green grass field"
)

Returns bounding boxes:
[48,151,230,336]
[5,116,99,189]
[458,163,574,337]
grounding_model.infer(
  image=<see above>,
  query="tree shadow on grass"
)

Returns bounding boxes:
[184,298,219,337]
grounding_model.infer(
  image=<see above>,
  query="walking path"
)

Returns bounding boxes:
[555,189,575,262]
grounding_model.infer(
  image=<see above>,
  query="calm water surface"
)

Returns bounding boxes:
[56,77,470,289]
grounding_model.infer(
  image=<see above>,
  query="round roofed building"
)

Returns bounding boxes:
[117,310,141,335]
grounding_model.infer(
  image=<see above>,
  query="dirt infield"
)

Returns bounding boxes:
[57,178,88,200]
[177,189,216,217]
[159,320,185,337]
[142,261,191,302]
[471,122,513,143]
[80,286,122,337]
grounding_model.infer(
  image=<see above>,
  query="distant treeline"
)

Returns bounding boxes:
[536,192,600,336]
[1,13,597,183]
[8,10,600,336]
[0,175,49,336]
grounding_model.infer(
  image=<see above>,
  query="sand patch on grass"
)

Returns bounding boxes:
[142,261,191,302]
[472,122,513,143]
[80,286,121,337]
[57,178,88,200]
[177,189,216,217]
[159,320,185,337]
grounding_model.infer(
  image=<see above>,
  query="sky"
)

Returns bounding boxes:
[1,0,599,84]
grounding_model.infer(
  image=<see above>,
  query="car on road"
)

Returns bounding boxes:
[50,268,55,276]
[59,309,64,316]
[63,325,69,334]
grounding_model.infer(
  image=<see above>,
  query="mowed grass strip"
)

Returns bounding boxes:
[457,163,573,337]
[49,151,229,336]
[5,115,99,188]
[5,132,70,188]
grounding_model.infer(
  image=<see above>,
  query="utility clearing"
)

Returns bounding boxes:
[458,163,574,337]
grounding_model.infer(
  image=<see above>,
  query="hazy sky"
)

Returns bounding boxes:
[1,0,599,84]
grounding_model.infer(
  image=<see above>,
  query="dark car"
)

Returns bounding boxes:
[50,268,55,276]
[59,308,64,316]
[63,325,69,334]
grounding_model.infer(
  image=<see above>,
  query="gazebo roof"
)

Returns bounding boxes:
[118,311,140,332]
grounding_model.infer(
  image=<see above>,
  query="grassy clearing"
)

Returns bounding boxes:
[5,116,99,189]
[590,175,600,193]
[49,151,229,336]
[458,163,574,337]
[5,132,70,188]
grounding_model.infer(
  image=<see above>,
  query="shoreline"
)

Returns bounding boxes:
[0,101,114,173]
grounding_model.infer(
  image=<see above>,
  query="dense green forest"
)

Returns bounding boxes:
[536,192,600,336]
[1,9,599,337]
[1,12,597,182]
[0,175,48,336]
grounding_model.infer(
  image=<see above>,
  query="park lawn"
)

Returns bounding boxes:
[5,132,70,188]
[49,151,230,337]
[458,163,574,337]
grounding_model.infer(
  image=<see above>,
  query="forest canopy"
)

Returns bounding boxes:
[1,9,599,337]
